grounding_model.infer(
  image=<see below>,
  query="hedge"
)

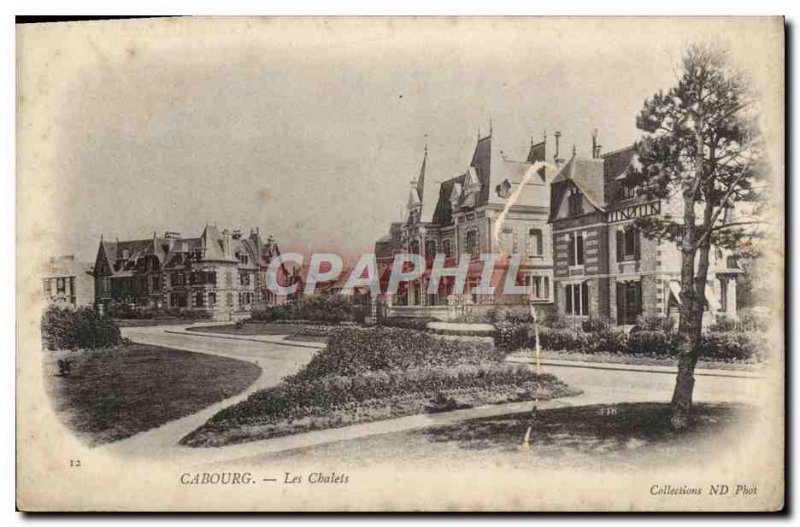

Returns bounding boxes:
[250,296,366,324]
[496,321,765,362]
[42,305,122,350]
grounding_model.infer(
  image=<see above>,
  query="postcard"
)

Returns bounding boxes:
[16,16,785,511]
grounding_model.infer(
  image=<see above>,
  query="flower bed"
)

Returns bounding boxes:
[180,364,577,447]
[180,326,580,447]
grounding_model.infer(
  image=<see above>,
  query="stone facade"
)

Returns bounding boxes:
[375,130,555,317]
[93,226,292,321]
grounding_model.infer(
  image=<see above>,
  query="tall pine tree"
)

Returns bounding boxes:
[630,45,767,428]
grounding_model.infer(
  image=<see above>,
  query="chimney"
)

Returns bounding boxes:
[591,129,597,158]
[554,131,564,167]
[222,229,232,258]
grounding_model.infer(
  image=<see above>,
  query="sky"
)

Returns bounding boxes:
[18,17,783,263]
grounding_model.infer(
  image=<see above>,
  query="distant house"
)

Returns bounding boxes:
[42,255,95,308]
[93,226,292,321]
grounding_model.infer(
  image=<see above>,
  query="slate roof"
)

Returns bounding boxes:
[551,154,607,212]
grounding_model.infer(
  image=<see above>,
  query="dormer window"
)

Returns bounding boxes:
[621,181,639,199]
[568,189,583,216]
[122,249,130,259]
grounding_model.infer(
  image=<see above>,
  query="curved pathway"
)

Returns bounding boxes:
[98,323,771,469]
[100,324,319,459]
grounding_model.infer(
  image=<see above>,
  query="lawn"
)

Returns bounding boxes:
[187,322,331,343]
[256,402,754,470]
[44,344,261,446]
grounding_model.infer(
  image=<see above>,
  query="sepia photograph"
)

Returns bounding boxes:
[15,16,785,511]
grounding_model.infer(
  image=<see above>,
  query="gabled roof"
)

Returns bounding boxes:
[432,173,466,225]
[99,237,168,275]
[548,155,607,223]
[551,155,606,211]
[602,146,636,183]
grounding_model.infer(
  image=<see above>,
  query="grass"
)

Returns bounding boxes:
[187,322,330,343]
[44,344,261,446]
[511,349,761,371]
[113,318,200,328]
[260,402,754,470]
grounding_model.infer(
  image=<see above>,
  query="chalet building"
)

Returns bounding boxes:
[550,142,741,326]
[42,255,95,308]
[93,226,292,320]
[375,129,556,318]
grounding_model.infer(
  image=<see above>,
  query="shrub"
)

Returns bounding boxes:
[485,305,533,324]
[581,316,611,333]
[697,332,761,362]
[626,331,678,356]
[250,296,358,324]
[632,314,676,333]
[380,317,434,331]
[41,305,122,350]
[294,327,503,380]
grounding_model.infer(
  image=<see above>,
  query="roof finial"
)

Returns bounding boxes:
[424,133,428,156]
[572,144,577,156]
[489,117,493,136]
[100,233,103,242]
[477,126,481,141]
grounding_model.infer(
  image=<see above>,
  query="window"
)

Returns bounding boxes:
[443,239,453,258]
[152,275,161,291]
[195,291,205,308]
[43,279,50,297]
[616,281,642,325]
[528,228,543,257]
[425,240,437,259]
[568,189,583,216]
[240,271,251,287]
[568,232,585,266]
[56,278,66,294]
[718,278,727,312]
[525,274,550,300]
[565,283,589,316]
[409,240,420,255]
[616,226,640,262]
[209,292,217,306]
[620,182,638,199]
[171,272,186,287]
[465,229,479,259]
[170,293,187,308]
